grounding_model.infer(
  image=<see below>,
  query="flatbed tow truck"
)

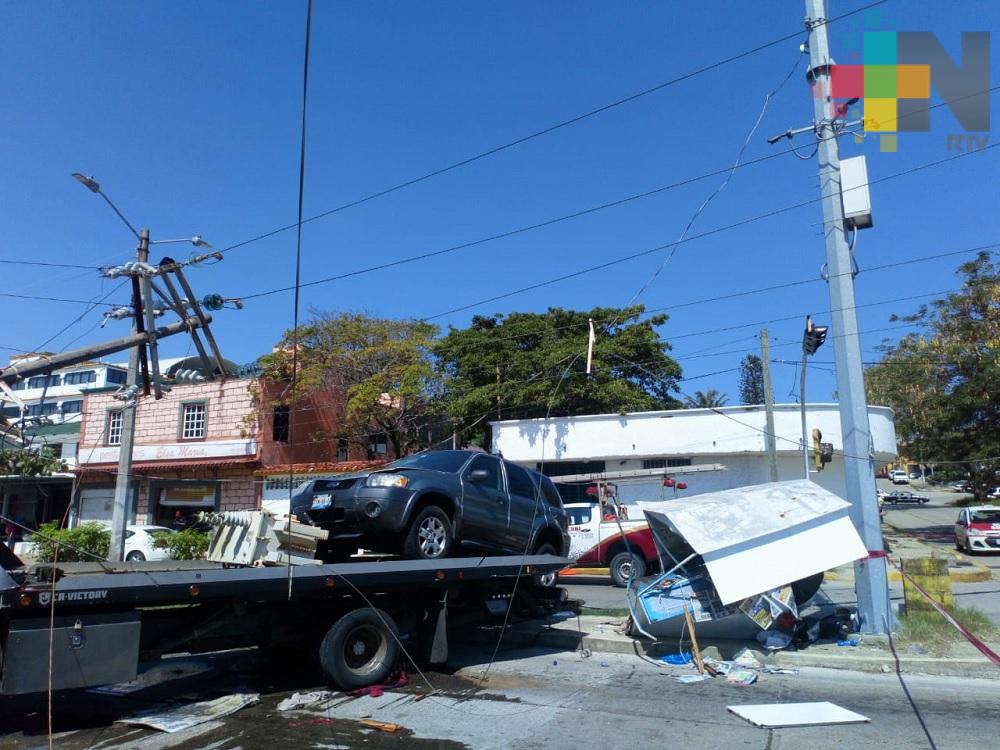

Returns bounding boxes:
[0,539,567,697]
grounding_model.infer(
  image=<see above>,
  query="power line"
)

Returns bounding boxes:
[422,146,999,320]
[0,259,95,270]
[220,1,888,259]
[0,292,121,306]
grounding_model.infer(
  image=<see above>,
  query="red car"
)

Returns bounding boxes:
[955,506,1000,554]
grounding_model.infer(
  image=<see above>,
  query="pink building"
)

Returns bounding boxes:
[75,379,259,528]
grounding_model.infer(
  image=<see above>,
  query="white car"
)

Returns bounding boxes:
[889,470,909,484]
[124,525,176,562]
[955,507,1000,554]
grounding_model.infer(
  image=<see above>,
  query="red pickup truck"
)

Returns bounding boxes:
[565,502,660,586]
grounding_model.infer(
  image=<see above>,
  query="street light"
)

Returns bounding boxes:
[800,316,829,479]
[71,172,140,239]
[151,235,213,248]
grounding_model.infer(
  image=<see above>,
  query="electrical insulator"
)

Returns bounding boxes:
[172,369,207,385]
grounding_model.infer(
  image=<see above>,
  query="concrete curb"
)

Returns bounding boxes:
[461,616,1000,682]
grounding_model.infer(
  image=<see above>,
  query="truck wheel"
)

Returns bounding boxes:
[319,607,401,690]
[609,551,646,588]
[790,572,825,606]
[532,542,558,586]
[403,506,453,559]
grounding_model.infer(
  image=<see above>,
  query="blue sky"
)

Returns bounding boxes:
[1,1,997,411]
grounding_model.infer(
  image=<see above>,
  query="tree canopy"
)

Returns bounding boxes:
[0,446,66,477]
[434,305,682,447]
[738,354,765,405]
[684,389,729,409]
[865,251,999,498]
[261,311,442,457]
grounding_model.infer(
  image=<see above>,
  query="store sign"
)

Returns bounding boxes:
[80,440,256,465]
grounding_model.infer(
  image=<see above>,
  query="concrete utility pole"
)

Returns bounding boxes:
[803,0,890,633]
[109,229,149,562]
[760,329,779,482]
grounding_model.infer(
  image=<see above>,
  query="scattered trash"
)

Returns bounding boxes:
[351,670,409,697]
[360,719,403,733]
[725,669,758,687]
[661,652,693,665]
[703,658,732,676]
[674,674,711,684]
[600,662,609,668]
[731,648,762,668]
[756,630,794,651]
[88,659,214,695]
[277,690,333,711]
[763,667,799,675]
[880,664,892,673]
[836,639,860,647]
[727,701,870,728]
[579,648,593,659]
[117,692,259,733]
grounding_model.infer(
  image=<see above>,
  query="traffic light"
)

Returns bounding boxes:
[812,428,823,471]
[803,315,829,355]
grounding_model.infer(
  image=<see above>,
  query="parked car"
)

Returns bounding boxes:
[291,450,570,561]
[885,490,929,505]
[950,481,971,493]
[889,470,909,484]
[908,471,922,480]
[124,525,176,562]
[955,506,1000,554]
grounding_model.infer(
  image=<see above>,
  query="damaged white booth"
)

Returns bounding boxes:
[627,480,867,639]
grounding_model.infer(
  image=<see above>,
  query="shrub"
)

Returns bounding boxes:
[154,528,210,560]
[31,522,110,563]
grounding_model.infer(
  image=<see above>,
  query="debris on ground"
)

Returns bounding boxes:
[117,692,259,732]
[731,648,762,668]
[674,674,711,684]
[661,652,693,665]
[351,669,409,697]
[360,718,404,733]
[727,701,870,728]
[277,690,333,711]
[88,659,214,695]
[725,669,758,686]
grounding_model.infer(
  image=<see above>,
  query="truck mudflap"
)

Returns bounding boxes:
[2,612,141,695]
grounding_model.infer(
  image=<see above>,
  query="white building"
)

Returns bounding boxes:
[491,403,897,504]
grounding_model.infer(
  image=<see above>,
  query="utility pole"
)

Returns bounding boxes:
[760,329,779,482]
[799,342,810,480]
[109,229,149,562]
[802,0,890,633]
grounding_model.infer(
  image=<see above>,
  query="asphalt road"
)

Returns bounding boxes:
[4,644,998,750]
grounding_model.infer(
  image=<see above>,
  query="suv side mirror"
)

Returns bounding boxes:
[468,469,490,484]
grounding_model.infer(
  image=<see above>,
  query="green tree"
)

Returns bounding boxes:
[738,354,765,405]
[0,446,66,477]
[261,311,442,457]
[434,306,682,448]
[684,389,729,409]
[865,251,1000,499]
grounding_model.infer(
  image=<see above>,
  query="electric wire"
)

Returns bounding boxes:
[218,0,889,260]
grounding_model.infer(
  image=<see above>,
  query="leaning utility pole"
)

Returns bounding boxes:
[760,329,779,482]
[108,229,149,563]
[802,0,890,633]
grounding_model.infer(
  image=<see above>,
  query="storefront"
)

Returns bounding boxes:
[147,480,220,527]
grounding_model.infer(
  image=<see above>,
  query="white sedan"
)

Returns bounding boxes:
[124,525,176,562]
[955,507,1000,555]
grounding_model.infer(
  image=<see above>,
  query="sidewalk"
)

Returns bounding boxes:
[821,525,993,584]
[463,614,1000,681]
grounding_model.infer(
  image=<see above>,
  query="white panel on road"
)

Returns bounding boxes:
[728,701,870,728]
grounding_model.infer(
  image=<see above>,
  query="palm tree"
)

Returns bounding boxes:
[684,389,729,409]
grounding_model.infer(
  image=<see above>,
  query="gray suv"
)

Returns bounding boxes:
[291,450,570,561]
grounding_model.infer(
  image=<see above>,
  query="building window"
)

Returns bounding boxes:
[28,375,61,389]
[535,460,606,478]
[12,380,26,391]
[0,406,20,418]
[107,410,124,446]
[337,438,349,462]
[64,370,97,385]
[28,403,59,417]
[642,459,666,470]
[367,434,388,458]
[667,458,693,467]
[272,405,290,442]
[265,476,292,491]
[180,402,207,440]
[60,400,83,415]
[106,369,128,385]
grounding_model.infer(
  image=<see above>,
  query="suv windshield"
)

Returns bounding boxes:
[970,510,1000,524]
[389,450,472,474]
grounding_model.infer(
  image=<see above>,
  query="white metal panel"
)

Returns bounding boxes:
[840,156,873,230]
[643,480,867,605]
[728,702,869,728]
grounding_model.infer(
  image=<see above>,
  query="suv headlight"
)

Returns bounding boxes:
[366,473,409,488]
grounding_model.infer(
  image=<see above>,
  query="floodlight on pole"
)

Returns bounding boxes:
[150,235,213,248]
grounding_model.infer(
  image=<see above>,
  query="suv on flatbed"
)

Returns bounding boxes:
[291,450,570,561]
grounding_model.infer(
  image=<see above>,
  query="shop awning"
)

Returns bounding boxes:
[76,457,259,475]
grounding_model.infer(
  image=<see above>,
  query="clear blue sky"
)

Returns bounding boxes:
[1,1,997,410]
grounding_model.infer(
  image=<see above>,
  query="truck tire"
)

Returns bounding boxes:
[609,551,646,588]
[532,542,558,587]
[319,607,401,690]
[403,506,453,559]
